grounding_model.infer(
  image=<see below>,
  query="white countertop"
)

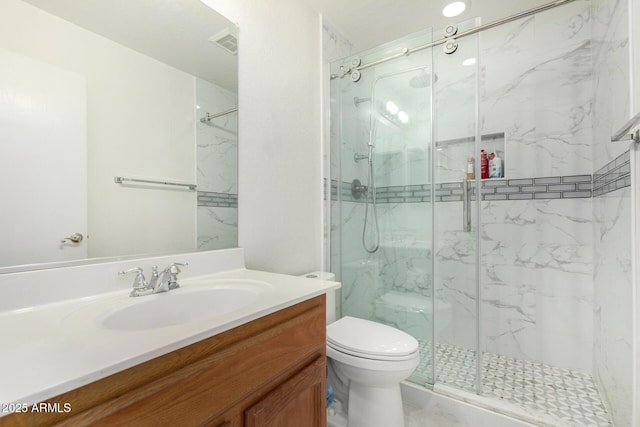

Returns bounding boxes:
[0,267,339,413]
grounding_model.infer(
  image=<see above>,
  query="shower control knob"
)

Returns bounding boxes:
[351,179,367,199]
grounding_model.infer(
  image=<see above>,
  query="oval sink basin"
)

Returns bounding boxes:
[100,280,270,331]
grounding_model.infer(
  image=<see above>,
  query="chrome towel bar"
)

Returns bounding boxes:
[114,176,197,190]
[611,112,640,143]
[200,107,238,123]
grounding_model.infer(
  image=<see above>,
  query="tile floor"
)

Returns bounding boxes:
[411,340,613,426]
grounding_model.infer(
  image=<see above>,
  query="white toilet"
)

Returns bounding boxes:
[326,316,420,427]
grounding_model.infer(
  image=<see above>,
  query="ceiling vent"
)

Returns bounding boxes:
[208,28,238,55]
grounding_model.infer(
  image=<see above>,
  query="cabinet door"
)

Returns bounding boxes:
[244,357,325,427]
[202,416,240,427]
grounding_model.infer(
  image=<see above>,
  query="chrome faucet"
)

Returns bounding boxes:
[148,266,168,293]
[119,262,188,297]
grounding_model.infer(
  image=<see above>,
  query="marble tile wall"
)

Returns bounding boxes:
[481,198,593,371]
[196,207,238,250]
[433,201,478,350]
[323,21,357,65]
[591,0,631,165]
[336,200,379,320]
[590,0,633,425]
[323,21,358,276]
[471,1,596,372]
[479,0,593,178]
[429,19,481,354]
[195,78,238,250]
[593,187,632,427]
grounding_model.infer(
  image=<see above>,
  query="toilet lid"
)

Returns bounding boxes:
[327,316,419,359]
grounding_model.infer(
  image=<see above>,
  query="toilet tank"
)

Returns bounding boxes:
[301,271,337,325]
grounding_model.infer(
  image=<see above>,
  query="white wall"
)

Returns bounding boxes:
[0,0,196,259]
[200,0,323,275]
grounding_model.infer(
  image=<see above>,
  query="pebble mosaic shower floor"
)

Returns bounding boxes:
[413,340,613,427]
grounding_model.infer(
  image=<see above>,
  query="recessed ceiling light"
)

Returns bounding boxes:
[442,1,467,18]
[386,101,399,115]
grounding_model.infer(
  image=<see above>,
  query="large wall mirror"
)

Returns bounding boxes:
[0,0,238,272]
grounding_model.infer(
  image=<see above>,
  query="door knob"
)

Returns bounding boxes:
[61,232,83,243]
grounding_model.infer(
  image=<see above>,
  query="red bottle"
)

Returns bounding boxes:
[480,150,489,179]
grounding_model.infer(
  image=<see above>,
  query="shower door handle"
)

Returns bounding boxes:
[462,179,471,232]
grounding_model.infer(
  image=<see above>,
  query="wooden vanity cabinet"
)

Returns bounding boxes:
[3,295,327,427]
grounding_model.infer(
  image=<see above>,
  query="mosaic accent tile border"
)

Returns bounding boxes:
[593,150,631,197]
[480,175,592,201]
[414,340,613,427]
[197,191,238,208]
[377,183,434,203]
[330,174,594,203]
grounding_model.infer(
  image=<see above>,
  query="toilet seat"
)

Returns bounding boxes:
[327,316,419,361]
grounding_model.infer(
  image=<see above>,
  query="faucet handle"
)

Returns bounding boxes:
[166,262,188,289]
[118,267,150,296]
[168,262,188,273]
[118,267,145,281]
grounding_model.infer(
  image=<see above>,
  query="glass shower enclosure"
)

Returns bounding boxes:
[330,3,621,425]
[329,21,481,393]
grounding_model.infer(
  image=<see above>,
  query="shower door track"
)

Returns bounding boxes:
[331,0,576,79]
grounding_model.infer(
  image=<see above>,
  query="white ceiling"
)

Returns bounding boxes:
[306,0,553,51]
[20,0,558,91]
[21,0,238,91]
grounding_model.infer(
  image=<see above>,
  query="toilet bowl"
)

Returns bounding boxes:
[326,316,419,427]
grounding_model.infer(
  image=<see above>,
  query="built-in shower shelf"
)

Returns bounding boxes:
[435,132,506,181]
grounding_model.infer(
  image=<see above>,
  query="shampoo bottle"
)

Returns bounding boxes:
[480,150,489,179]
[466,156,475,179]
[489,152,502,178]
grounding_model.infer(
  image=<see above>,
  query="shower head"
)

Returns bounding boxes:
[409,71,436,88]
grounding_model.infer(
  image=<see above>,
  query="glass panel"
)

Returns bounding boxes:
[330,28,435,385]
[432,18,481,394]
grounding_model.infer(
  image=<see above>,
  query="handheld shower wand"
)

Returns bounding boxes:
[362,119,380,254]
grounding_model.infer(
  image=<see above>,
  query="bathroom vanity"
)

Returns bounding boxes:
[4,296,326,426]
[0,249,339,426]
